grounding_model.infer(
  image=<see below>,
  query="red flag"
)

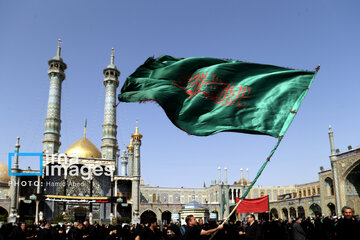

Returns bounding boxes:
[236,195,269,213]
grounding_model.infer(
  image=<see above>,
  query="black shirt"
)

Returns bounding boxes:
[184,226,202,240]
[246,222,263,240]
[141,227,163,240]
[335,218,360,240]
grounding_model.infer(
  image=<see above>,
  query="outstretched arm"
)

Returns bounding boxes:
[200,224,223,236]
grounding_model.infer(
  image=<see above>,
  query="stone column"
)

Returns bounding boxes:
[331,158,342,215]
[35,201,40,224]
[219,186,223,220]
[218,167,221,184]
[328,126,342,215]
[224,167,228,185]
[114,203,118,218]
[114,180,118,197]
[224,185,229,217]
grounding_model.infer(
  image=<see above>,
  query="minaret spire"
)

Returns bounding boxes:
[57,39,61,57]
[111,48,115,65]
[127,137,134,177]
[246,168,249,184]
[328,125,336,155]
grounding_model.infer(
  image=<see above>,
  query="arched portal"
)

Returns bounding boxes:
[270,208,279,219]
[344,163,360,198]
[282,208,288,220]
[297,206,305,219]
[324,177,334,196]
[289,207,296,219]
[141,210,156,224]
[162,211,172,224]
[19,201,36,222]
[327,203,335,216]
[309,203,322,217]
[117,203,132,220]
[0,206,8,222]
[73,206,87,222]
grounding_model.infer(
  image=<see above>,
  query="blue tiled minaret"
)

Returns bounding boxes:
[8,137,20,222]
[43,39,67,154]
[101,49,119,160]
[131,120,142,223]
[120,150,128,176]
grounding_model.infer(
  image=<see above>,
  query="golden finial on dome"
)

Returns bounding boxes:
[127,137,134,152]
[64,120,102,159]
[83,119,87,138]
[132,119,143,141]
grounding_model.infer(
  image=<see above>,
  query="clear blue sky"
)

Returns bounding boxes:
[1,0,359,188]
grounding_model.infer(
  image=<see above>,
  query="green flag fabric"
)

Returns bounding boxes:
[118,55,316,137]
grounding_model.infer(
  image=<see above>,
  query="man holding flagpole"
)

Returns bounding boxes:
[184,215,223,240]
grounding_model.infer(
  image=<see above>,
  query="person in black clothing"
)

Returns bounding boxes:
[83,221,95,240]
[239,214,263,240]
[74,223,87,240]
[38,223,53,240]
[184,215,223,240]
[141,216,163,240]
[105,227,120,240]
[8,222,27,240]
[334,206,360,240]
[322,217,334,240]
[67,222,79,240]
[165,224,182,240]
[292,217,307,240]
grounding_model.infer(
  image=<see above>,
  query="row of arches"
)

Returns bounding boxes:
[140,210,172,224]
[270,203,329,219]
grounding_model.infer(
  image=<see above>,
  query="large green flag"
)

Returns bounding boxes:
[118,55,316,137]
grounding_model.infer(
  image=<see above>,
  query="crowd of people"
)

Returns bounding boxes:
[0,206,359,240]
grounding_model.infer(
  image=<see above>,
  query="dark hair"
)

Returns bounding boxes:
[248,214,255,219]
[342,206,354,214]
[148,216,157,225]
[185,215,194,225]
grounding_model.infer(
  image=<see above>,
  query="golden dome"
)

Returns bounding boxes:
[236,178,247,186]
[65,137,101,159]
[0,162,10,183]
[127,138,134,152]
